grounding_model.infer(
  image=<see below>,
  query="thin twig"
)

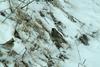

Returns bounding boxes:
[21,0,35,9]
[82,59,86,64]
[8,0,13,13]
[2,0,24,23]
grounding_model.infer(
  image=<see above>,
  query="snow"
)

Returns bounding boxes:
[0,17,15,44]
[0,1,9,11]
[12,38,26,55]
[0,0,100,67]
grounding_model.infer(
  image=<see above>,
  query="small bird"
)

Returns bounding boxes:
[51,28,68,49]
[79,34,89,46]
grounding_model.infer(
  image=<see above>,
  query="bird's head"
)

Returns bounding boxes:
[52,28,56,32]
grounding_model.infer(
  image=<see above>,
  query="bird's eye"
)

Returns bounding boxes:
[52,28,55,32]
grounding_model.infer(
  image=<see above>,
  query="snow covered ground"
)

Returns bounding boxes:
[0,0,100,67]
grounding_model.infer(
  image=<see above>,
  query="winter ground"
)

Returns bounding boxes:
[0,0,100,67]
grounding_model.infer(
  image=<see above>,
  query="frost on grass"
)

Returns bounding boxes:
[0,0,100,67]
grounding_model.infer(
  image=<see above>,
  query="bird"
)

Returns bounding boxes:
[51,28,62,38]
[79,34,89,45]
[51,28,68,49]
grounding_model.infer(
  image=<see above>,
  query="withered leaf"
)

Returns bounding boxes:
[14,30,21,39]
[3,38,14,49]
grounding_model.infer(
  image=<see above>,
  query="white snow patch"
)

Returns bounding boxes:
[0,23,14,44]
[12,39,26,55]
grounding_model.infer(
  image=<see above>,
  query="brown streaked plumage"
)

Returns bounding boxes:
[51,28,68,49]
